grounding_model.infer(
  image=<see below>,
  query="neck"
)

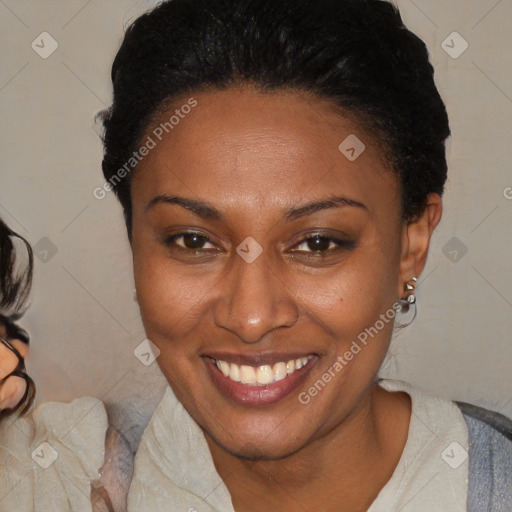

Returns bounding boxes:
[205,383,411,512]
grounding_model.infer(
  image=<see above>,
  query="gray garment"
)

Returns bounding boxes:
[458,402,512,511]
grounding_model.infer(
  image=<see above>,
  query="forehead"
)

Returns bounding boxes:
[132,86,399,216]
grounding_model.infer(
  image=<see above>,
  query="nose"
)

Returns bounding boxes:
[212,250,299,343]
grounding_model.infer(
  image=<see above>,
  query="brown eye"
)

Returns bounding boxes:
[164,232,217,251]
[303,235,332,252]
[291,234,355,255]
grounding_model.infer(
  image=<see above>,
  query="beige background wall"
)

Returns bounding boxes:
[1,0,511,439]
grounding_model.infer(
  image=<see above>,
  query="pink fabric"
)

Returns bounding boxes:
[91,426,134,512]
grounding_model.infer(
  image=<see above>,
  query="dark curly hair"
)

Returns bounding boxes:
[99,0,450,238]
[0,218,36,418]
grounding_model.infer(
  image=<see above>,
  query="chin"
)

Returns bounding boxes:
[208,428,310,461]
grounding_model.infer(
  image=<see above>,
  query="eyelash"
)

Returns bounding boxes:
[163,231,356,256]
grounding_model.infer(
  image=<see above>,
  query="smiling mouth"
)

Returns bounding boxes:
[208,355,315,386]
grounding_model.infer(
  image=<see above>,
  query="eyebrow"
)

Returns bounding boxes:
[145,194,367,222]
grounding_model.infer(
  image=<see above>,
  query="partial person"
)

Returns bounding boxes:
[0,218,133,512]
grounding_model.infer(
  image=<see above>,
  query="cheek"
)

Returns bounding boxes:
[0,376,27,410]
[133,239,217,343]
[291,247,399,339]
[0,343,24,379]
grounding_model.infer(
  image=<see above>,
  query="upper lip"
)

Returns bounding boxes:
[203,351,317,366]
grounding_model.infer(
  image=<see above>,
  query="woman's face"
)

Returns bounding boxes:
[131,86,418,459]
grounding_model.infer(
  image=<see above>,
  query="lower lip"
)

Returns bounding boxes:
[204,356,317,406]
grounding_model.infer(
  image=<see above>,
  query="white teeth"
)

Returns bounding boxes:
[219,360,230,377]
[273,362,288,382]
[229,363,241,382]
[240,365,256,384]
[214,356,313,386]
[256,365,273,385]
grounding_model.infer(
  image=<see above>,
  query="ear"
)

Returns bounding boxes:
[397,193,443,298]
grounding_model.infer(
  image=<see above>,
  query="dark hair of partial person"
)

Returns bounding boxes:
[98,0,450,239]
[0,218,36,418]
